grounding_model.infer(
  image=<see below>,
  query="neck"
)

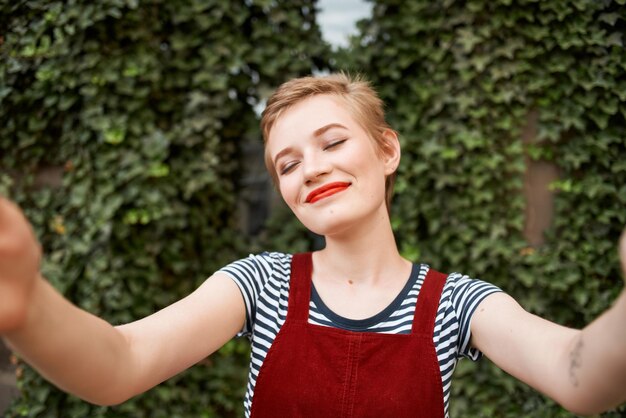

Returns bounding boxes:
[314,205,409,286]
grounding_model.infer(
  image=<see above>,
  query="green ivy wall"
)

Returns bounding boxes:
[0,1,328,416]
[2,0,626,417]
[333,0,626,416]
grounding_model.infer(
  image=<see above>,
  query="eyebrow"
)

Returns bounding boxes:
[312,123,348,137]
[272,123,349,167]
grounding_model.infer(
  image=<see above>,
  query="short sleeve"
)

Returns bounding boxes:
[218,252,279,338]
[445,273,502,360]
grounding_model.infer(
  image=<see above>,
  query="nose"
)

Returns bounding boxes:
[302,151,332,183]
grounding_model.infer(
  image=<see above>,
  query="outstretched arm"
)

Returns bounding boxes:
[0,198,246,406]
[470,231,626,415]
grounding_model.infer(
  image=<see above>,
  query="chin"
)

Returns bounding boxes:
[298,210,367,238]
[293,197,388,237]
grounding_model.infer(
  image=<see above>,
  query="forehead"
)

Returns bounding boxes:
[267,94,362,154]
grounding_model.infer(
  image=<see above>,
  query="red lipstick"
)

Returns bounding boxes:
[305,182,351,204]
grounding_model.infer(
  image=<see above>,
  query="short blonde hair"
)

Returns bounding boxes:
[261,73,397,210]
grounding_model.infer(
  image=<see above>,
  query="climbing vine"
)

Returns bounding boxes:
[0,0,328,416]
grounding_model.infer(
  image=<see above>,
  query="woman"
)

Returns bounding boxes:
[1,73,625,417]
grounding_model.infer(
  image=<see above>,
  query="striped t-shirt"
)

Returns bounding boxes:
[219,252,501,418]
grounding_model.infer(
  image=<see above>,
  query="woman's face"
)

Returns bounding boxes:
[267,94,398,237]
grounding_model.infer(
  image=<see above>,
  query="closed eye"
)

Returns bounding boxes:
[323,138,347,151]
[279,161,299,175]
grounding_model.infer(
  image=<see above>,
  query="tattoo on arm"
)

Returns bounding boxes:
[569,336,584,387]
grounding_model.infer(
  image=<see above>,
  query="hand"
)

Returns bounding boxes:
[0,198,42,332]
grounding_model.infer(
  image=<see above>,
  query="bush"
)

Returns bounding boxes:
[334,0,626,416]
[0,0,328,416]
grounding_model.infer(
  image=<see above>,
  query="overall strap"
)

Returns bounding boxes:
[411,268,448,335]
[287,252,313,322]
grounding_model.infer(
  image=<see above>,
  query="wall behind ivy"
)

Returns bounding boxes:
[0,0,328,416]
[329,0,626,416]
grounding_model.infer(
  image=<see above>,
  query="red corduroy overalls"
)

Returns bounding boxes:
[250,252,447,417]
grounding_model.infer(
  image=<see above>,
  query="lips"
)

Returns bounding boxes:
[305,182,351,204]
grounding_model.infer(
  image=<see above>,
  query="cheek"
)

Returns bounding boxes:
[354,152,388,196]
[278,180,298,207]
[351,149,385,179]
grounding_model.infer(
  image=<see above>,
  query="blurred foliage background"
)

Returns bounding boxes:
[336,0,626,416]
[0,0,328,416]
[1,0,626,417]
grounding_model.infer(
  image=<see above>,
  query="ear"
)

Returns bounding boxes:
[381,129,401,175]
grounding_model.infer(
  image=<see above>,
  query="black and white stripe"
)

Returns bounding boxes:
[219,252,501,418]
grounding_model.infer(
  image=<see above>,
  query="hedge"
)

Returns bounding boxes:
[0,0,328,416]
[3,0,626,417]
[331,0,626,416]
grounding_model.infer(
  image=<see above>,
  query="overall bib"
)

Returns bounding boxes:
[250,252,447,417]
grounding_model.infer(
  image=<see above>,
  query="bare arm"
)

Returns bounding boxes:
[0,198,246,405]
[471,231,626,415]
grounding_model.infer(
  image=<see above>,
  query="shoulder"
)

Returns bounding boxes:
[440,271,502,309]
[217,252,294,337]
[431,268,503,359]
[219,251,293,280]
